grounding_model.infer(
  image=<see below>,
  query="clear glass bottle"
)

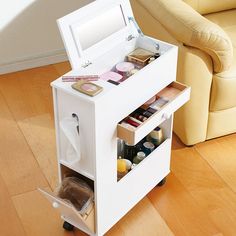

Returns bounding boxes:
[133,151,146,164]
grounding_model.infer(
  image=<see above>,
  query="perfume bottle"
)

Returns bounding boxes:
[149,127,164,146]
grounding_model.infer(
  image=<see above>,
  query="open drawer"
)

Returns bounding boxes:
[117,81,190,145]
[38,188,95,233]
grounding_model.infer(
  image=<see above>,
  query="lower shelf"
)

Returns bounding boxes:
[117,138,171,185]
[38,188,95,234]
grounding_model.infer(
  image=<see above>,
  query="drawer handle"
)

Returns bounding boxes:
[162,113,171,120]
[52,201,60,208]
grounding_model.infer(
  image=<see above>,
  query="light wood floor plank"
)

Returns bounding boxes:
[0,174,26,236]
[0,92,48,196]
[106,197,173,236]
[53,61,71,76]
[17,114,58,190]
[148,172,221,236]
[196,136,236,192]
[0,65,57,121]
[12,188,75,236]
[171,147,236,236]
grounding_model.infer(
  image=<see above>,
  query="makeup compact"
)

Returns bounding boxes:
[127,48,154,66]
[72,81,103,96]
[116,62,135,80]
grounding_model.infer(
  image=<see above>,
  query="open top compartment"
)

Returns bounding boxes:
[51,35,175,102]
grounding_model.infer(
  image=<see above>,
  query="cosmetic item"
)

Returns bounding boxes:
[124,142,137,162]
[132,108,150,120]
[125,117,140,127]
[147,107,157,114]
[107,80,120,86]
[135,138,146,152]
[150,97,169,110]
[141,96,156,109]
[148,127,164,146]
[124,159,132,171]
[62,75,99,82]
[120,121,136,131]
[133,151,146,164]
[116,62,135,80]
[143,142,155,155]
[133,113,148,122]
[117,158,128,180]
[72,81,103,97]
[129,68,139,76]
[142,110,153,118]
[154,52,161,59]
[117,157,132,171]
[127,48,154,66]
[131,163,137,170]
[117,139,125,158]
[100,71,122,82]
[148,57,156,64]
[128,116,143,125]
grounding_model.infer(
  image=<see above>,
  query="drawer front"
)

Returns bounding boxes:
[117,81,191,145]
[38,188,95,233]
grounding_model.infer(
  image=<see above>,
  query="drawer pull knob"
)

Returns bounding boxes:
[52,202,59,208]
[162,113,170,120]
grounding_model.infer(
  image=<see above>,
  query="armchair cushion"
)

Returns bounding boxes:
[138,0,234,73]
[183,0,236,15]
[205,9,236,111]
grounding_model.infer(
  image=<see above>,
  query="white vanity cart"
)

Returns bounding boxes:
[39,0,190,235]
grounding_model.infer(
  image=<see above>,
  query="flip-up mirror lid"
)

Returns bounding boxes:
[57,0,135,69]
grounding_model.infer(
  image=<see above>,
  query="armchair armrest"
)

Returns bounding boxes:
[138,0,233,73]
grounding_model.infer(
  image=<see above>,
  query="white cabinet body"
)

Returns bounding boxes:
[40,1,191,235]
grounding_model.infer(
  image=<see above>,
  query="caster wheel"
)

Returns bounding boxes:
[157,177,167,187]
[63,221,74,231]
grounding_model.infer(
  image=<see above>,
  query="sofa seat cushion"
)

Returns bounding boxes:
[205,10,236,111]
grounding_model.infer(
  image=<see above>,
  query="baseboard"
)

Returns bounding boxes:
[0,50,68,75]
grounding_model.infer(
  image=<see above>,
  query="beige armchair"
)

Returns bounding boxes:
[131,0,236,145]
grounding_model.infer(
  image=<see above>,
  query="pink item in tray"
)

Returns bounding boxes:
[116,62,135,75]
[100,71,123,82]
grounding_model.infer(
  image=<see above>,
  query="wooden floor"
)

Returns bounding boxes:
[0,62,235,236]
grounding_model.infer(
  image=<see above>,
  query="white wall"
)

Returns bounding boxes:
[0,0,93,74]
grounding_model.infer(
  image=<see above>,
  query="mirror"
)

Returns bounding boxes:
[73,5,127,50]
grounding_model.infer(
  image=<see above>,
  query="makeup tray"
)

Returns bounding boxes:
[39,0,190,235]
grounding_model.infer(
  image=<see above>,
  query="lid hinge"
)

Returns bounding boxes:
[128,16,160,51]
[128,17,144,37]
[82,60,92,68]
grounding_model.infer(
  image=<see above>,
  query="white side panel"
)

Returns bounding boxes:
[55,90,96,180]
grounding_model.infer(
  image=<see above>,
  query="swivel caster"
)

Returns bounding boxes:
[157,177,166,187]
[63,221,74,231]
